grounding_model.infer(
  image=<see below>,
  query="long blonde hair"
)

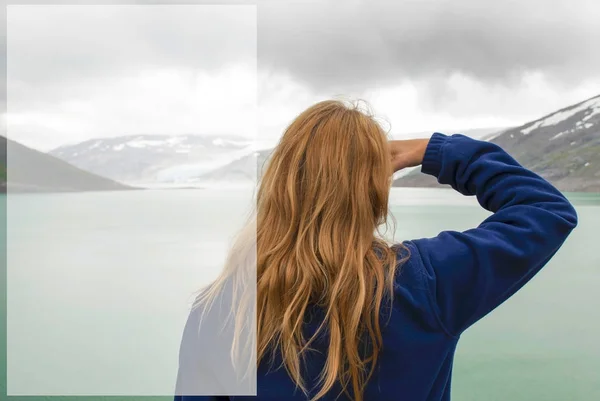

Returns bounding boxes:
[195,99,409,401]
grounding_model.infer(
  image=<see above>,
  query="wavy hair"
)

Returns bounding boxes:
[195,99,409,401]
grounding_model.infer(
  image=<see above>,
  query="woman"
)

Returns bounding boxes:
[175,100,578,401]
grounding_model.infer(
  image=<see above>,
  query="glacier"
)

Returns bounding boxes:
[155,143,266,183]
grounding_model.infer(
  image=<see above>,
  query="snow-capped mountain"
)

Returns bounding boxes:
[518,96,599,137]
[49,134,260,185]
[394,94,600,192]
[490,94,600,191]
[48,128,503,187]
[165,128,500,185]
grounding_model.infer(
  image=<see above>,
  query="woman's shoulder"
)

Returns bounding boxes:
[392,240,429,290]
[389,240,445,333]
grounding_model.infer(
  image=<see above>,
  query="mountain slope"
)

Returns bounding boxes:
[393,95,600,192]
[186,148,272,184]
[0,136,134,193]
[49,134,253,184]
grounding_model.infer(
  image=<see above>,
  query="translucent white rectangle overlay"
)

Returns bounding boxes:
[7,4,257,396]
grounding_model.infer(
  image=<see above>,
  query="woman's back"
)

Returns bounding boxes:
[175,103,578,401]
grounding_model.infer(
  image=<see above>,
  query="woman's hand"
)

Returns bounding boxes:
[389,138,430,173]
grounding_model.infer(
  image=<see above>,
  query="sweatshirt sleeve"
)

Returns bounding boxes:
[409,132,578,337]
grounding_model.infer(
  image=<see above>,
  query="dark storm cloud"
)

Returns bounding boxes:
[256,0,600,92]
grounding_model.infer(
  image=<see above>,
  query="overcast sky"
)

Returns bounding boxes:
[4,1,600,151]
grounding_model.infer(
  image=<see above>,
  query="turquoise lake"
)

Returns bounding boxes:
[1,188,599,400]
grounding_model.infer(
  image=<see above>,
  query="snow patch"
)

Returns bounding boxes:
[483,132,502,141]
[584,162,590,167]
[126,139,166,148]
[521,96,600,135]
[113,144,125,151]
[549,119,594,141]
[582,98,600,122]
[550,131,567,141]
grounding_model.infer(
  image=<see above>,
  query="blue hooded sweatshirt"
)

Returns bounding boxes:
[174,133,578,401]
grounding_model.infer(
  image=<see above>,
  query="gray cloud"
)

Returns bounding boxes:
[4,0,600,148]
[9,0,599,95]
[4,3,258,149]
[6,4,255,94]
[256,0,600,93]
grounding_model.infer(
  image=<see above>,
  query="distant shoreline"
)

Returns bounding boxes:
[1,181,143,194]
[1,184,597,201]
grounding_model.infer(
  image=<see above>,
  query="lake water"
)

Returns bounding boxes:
[2,188,599,400]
